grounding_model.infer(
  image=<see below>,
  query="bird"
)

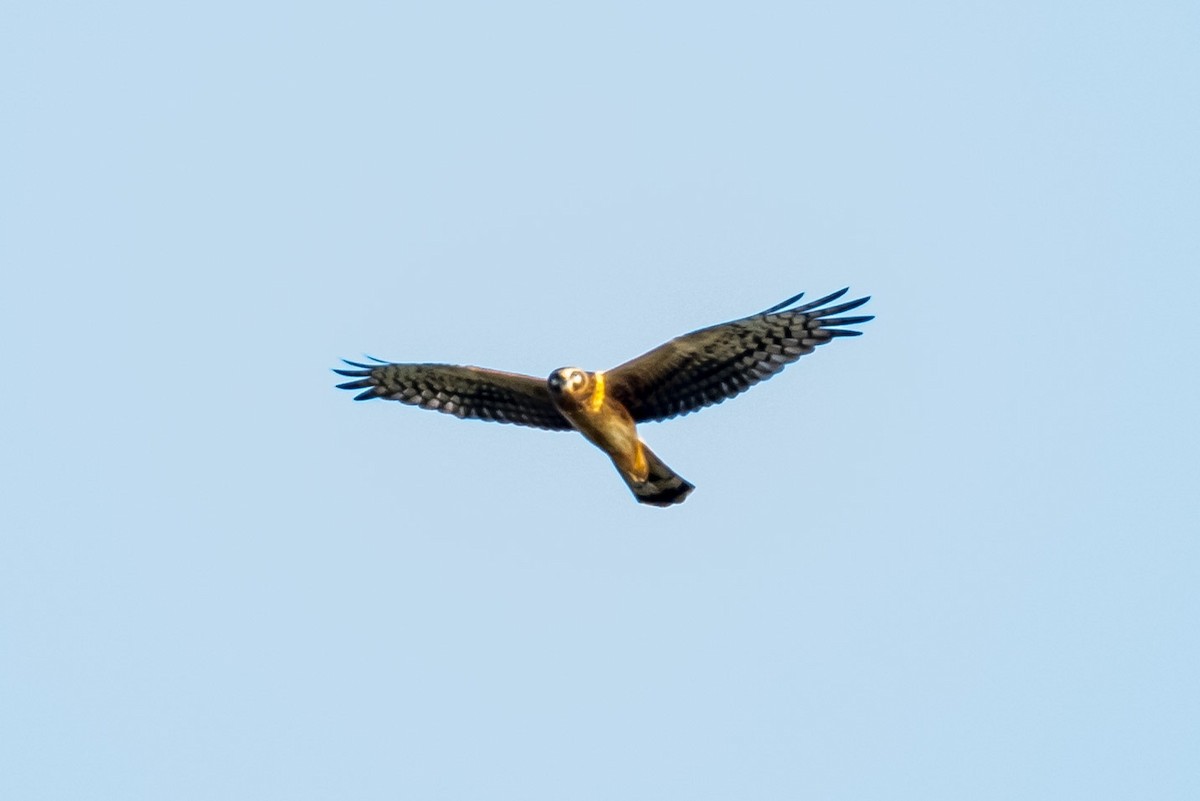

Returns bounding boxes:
[334,288,872,506]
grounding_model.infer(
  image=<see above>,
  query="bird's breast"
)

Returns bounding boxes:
[555,380,636,444]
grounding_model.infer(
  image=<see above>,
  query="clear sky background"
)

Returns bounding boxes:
[2,1,1197,799]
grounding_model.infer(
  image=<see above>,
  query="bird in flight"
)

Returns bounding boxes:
[335,288,872,506]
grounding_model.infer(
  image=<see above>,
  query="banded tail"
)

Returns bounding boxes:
[624,445,694,507]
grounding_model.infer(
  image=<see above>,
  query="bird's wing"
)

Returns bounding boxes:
[605,289,872,423]
[334,361,572,431]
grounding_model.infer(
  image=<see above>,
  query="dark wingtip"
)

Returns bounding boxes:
[819,315,874,327]
[759,291,806,315]
[792,287,851,313]
[816,295,871,316]
[353,388,380,401]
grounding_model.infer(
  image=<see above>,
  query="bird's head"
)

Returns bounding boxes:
[547,367,591,401]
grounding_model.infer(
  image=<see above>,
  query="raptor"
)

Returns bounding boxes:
[335,288,872,506]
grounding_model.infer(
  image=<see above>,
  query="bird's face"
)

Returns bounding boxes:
[548,367,590,401]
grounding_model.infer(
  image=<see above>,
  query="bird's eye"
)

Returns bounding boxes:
[571,371,585,386]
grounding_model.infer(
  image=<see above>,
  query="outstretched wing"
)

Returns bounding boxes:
[334,361,572,431]
[605,288,872,423]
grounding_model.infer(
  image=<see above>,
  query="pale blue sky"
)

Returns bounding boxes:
[2,1,1197,799]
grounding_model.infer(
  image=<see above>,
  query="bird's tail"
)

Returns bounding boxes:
[624,445,694,507]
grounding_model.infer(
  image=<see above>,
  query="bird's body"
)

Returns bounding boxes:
[549,370,641,476]
[547,367,692,505]
[335,288,872,506]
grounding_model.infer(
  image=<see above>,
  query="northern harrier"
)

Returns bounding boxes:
[335,288,872,506]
